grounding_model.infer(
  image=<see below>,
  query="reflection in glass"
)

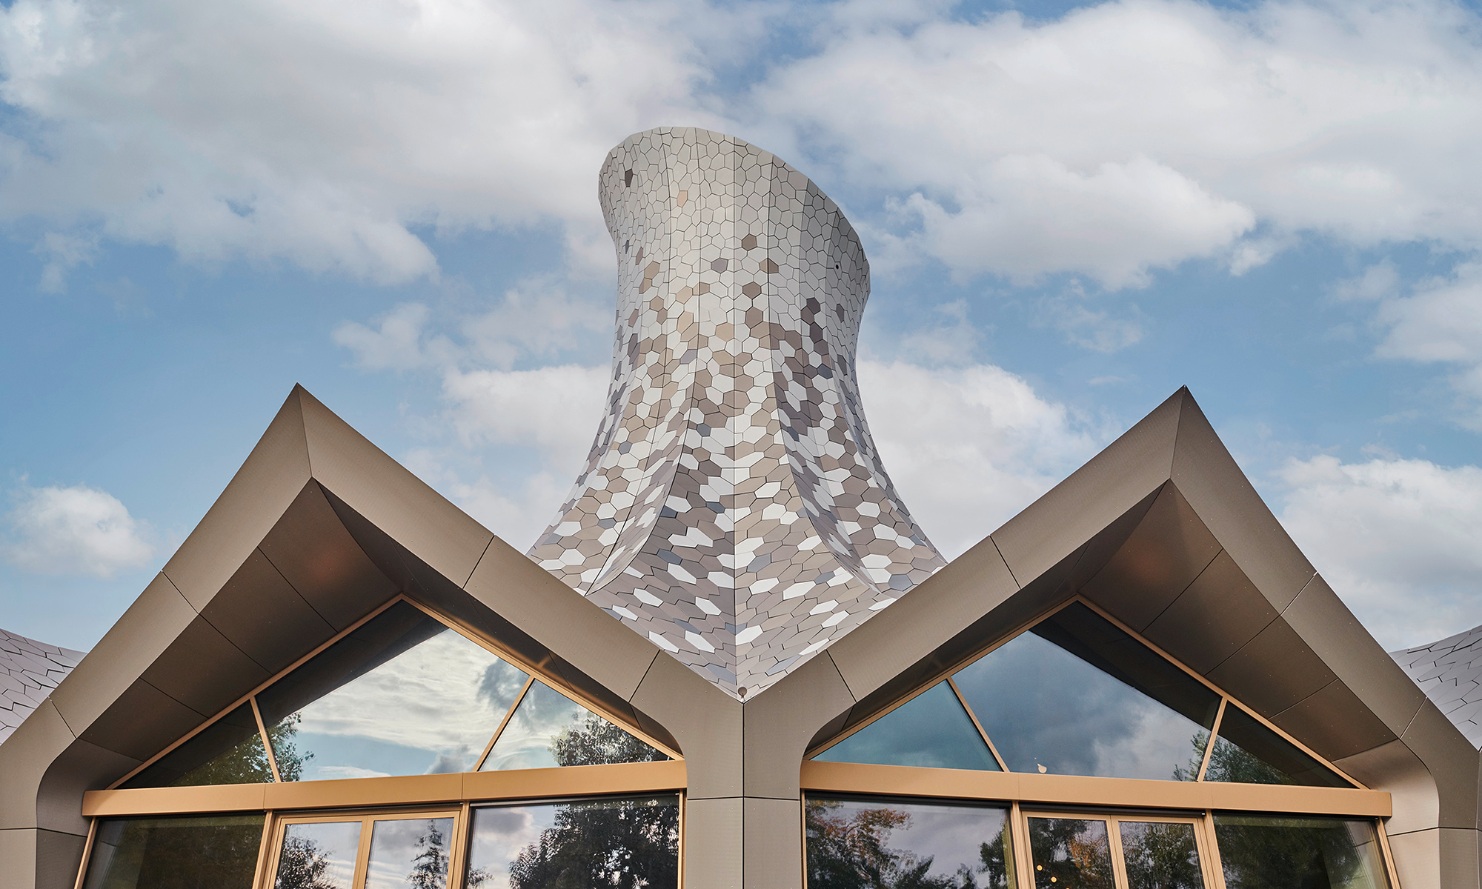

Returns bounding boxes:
[466,796,679,888]
[806,797,1013,889]
[1205,706,1348,787]
[1028,818,1114,889]
[122,704,273,788]
[813,681,1000,771]
[365,818,455,889]
[954,604,1220,780]
[258,603,529,781]
[82,814,264,889]
[1120,822,1204,889]
[275,821,363,889]
[1214,815,1390,889]
[481,680,666,770]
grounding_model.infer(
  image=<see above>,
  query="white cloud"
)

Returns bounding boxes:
[333,302,443,372]
[2,482,155,577]
[755,0,1482,287]
[1352,261,1482,422]
[0,0,743,281]
[441,364,607,468]
[859,359,1104,558]
[1278,455,1482,648]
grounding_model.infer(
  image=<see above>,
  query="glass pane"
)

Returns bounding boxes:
[1214,815,1391,889]
[954,603,1220,780]
[365,817,455,889]
[480,680,666,770]
[258,602,529,780]
[275,821,363,889]
[1120,822,1205,889]
[466,795,679,888]
[806,797,1014,889]
[122,703,273,788]
[1205,706,1349,787]
[813,681,1000,771]
[1027,817,1115,889]
[82,814,264,889]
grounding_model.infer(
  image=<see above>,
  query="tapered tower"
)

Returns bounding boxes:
[529,128,944,698]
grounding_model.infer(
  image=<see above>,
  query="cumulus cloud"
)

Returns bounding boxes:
[2,482,155,577]
[755,0,1482,287]
[1278,455,1482,648]
[858,359,1105,557]
[1336,261,1482,422]
[0,0,745,281]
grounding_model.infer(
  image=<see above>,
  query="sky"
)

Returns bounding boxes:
[3,0,1482,656]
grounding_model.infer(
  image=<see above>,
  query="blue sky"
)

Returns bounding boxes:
[4,0,1482,653]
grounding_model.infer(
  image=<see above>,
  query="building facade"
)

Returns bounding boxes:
[1,128,1478,889]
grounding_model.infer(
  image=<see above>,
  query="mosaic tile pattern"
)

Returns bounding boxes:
[0,626,83,744]
[529,128,944,700]
[1393,624,1482,748]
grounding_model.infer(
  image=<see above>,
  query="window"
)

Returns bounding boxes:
[812,602,1348,788]
[121,599,669,790]
[80,814,265,889]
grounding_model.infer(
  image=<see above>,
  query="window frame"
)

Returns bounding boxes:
[76,595,688,889]
[800,595,1402,887]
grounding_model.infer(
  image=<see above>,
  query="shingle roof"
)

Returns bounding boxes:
[1393,624,1482,748]
[0,627,84,745]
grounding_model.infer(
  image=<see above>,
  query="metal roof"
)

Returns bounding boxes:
[0,627,83,745]
[1393,624,1482,748]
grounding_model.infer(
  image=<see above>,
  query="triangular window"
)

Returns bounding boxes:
[812,681,999,771]
[481,679,667,770]
[121,600,670,788]
[122,703,273,788]
[1203,705,1348,788]
[810,601,1348,788]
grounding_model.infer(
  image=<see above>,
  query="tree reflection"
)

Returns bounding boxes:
[408,821,450,889]
[805,800,1011,889]
[1119,824,1202,889]
[1215,818,1371,889]
[1026,819,1114,889]
[275,835,339,889]
[495,716,677,888]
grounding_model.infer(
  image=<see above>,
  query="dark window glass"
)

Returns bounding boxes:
[122,703,272,788]
[365,817,455,889]
[257,602,528,780]
[1205,706,1349,788]
[481,680,667,771]
[1027,817,1114,889]
[465,795,679,888]
[1120,821,1205,889]
[1213,814,1390,889]
[274,820,362,889]
[812,681,1000,771]
[954,603,1220,780]
[81,814,264,889]
[806,797,1013,889]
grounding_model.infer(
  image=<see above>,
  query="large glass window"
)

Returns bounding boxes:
[465,795,680,888]
[272,813,460,889]
[121,703,273,788]
[811,601,1347,788]
[1213,814,1391,889]
[1026,813,1210,889]
[81,814,265,889]
[812,681,999,771]
[805,796,1014,889]
[121,599,670,788]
